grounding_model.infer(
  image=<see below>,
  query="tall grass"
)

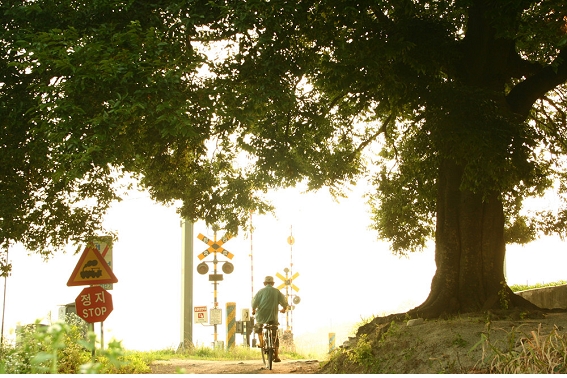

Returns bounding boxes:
[486,325,567,373]
[0,316,310,373]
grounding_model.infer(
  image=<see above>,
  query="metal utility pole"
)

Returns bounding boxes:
[275,228,301,352]
[180,220,194,350]
[288,226,294,332]
[250,211,254,303]
[212,229,219,343]
[1,246,8,346]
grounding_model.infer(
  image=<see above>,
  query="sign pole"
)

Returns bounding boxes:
[213,229,218,343]
[196,228,234,346]
[250,211,254,304]
[289,225,294,333]
[284,269,290,331]
[90,322,95,361]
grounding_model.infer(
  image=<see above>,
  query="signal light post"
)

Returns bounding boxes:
[275,227,301,351]
[196,227,235,344]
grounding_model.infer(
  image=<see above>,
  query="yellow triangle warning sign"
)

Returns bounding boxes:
[67,244,118,286]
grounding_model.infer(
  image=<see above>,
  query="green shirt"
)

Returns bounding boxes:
[251,284,288,324]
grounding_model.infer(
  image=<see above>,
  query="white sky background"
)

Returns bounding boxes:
[2,184,567,352]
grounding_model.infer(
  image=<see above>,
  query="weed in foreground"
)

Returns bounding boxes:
[469,320,567,374]
[488,325,567,373]
[346,335,375,368]
[0,317,143,374]
[452,333,468,348]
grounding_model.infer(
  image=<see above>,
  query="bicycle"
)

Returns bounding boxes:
[259,323,279,370]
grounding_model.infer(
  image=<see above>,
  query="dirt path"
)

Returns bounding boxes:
[150,358,322,374]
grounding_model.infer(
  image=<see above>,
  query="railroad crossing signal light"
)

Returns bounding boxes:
[197,262,209,275]
[293,296,301,304]
[222,262,234,274]
[196,230,235,284]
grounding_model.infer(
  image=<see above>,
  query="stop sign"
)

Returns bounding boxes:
[75,286,113,323]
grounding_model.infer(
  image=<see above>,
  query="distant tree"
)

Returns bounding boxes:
[2,0,567,317]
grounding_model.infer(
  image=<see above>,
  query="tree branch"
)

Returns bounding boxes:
[507,46,543,79]
[507,47,567,118]
[354,112,394,156]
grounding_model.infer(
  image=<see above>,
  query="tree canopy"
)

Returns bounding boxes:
[1,0,272,258]
[2,0,567,314]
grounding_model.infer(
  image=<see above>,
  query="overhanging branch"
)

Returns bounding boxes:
[507,47,567,118]
[354,112,394,156]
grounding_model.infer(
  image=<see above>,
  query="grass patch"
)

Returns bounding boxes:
[481,325,567,373]
[510,280,567,292]
[175,345,276,361]
[0,316,307,374]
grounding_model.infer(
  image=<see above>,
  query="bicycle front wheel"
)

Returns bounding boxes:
[267,347,273,370]
[261,344,267,367]
[264,329,274,370]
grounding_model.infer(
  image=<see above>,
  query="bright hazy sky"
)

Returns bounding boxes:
[2,184,567,351]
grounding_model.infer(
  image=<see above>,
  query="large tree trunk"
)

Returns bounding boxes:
[418,159,504,316]
[410,160,535,318]
[410,159,536,318]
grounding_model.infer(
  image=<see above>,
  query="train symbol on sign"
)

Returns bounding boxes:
[80,260,103,279]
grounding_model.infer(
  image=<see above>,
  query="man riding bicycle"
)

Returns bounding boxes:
[252,275,288,362]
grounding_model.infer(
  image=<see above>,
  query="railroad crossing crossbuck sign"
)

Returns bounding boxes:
[196,232,235,279]
[277,268,301,305]
[197,233,234,260]
[276,270,300,292]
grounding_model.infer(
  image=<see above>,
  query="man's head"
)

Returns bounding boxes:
[264,276,274,286]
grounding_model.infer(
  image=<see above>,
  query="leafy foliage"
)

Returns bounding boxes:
[0,0,271,259]
[0,317,90,374]
[0,316,148,374]
[2,0,567,269]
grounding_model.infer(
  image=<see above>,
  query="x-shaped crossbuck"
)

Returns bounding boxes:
[197,233,234,260]
[276,271,300,292]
